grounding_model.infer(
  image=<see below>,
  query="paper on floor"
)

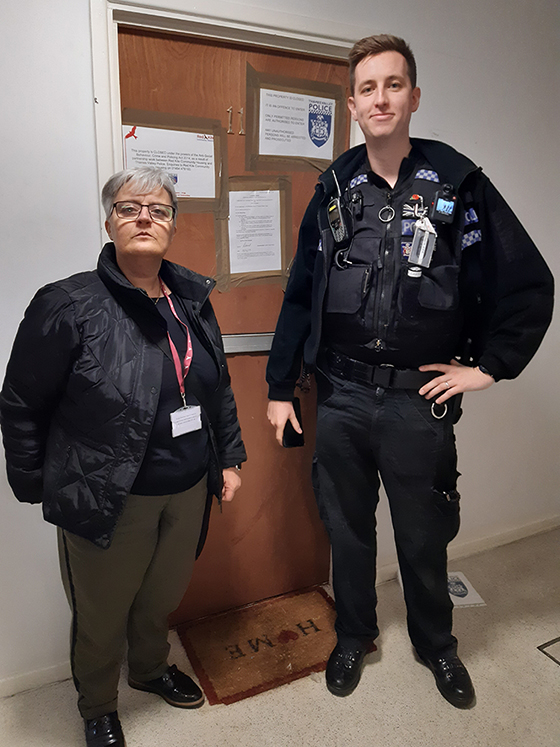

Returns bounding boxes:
[447,571,486,607]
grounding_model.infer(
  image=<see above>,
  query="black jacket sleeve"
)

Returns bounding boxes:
[0,285,80,503]
[266,186,323,400]
[467,174,554,381]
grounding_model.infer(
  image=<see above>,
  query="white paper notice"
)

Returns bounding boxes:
[447,572,486,608]
[228,191,282,274]
[123,125,215,199]
[259,89,335,160]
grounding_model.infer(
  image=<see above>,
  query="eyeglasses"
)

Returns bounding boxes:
[112,201,176,223]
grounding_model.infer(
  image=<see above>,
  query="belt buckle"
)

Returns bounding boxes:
[372,363,394,388]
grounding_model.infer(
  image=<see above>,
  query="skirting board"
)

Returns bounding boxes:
[0,661,72,699]
[1,515,558,698]
[375,514,560,585]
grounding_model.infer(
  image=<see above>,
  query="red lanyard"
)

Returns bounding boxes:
[159,279,193,407]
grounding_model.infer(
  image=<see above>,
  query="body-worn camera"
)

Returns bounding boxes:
[430,183,457,224]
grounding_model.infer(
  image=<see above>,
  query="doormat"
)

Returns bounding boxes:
[177,586,343,705]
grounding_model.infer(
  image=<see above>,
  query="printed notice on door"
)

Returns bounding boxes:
[123,126,215,199]
[259,89,335,160]
[228,191,282,274]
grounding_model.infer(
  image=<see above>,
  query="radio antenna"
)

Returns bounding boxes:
[332,170,342,198]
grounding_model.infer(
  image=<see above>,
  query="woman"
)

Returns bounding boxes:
[0,167,246,747]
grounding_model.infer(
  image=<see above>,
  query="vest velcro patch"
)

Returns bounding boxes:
[401,241,413,257]
[415,169,440,183]
[462,229,482,249]
[402,219,416,236]
[465,208,479,225]
[349,173,369,189]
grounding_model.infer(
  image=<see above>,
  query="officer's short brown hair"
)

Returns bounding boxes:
[349,34,417,92]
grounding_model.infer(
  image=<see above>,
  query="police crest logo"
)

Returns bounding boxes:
[308,100,333,148]
[447,575,469,598]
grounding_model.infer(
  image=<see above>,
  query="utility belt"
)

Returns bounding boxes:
[325,349,437,390]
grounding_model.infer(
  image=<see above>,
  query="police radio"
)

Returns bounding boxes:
[430,183,457,224]
[327,171,352,248]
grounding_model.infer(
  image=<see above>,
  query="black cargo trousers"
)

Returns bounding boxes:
[312,363,461,658]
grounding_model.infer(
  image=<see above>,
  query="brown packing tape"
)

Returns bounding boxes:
[215,176,293,292]
[121,108,229,218]
[245,63,348,174]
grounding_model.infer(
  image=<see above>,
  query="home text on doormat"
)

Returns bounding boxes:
[177,586,338,705]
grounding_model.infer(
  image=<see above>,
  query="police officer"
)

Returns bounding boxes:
[266,34,553,708]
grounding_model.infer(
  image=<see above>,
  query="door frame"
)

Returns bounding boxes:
[90,0,364,201]
[89,1,363,351]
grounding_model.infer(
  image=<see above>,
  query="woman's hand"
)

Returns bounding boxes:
[221,467,241,502]
[418,360,494,404]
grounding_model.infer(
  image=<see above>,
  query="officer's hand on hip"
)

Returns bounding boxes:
[418,359,494,404]
[267,400,302,446]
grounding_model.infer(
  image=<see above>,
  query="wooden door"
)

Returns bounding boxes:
[118,28,350,621]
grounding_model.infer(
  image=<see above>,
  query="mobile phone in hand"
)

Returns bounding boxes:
[282,397,305,448]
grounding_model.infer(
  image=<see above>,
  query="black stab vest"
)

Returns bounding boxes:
[323,160,464,367]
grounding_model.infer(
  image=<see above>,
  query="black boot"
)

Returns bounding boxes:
[419,653,476,708]
[84,711,125,747]
[325,642,368,697]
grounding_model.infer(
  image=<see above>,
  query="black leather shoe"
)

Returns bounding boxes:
[419,653,476,708]
[84,711,125,747]
[326,642,368,697]
[128,664,204,708]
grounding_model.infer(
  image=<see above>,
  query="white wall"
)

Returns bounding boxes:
[0,0,558,694]
[0,1,100,694]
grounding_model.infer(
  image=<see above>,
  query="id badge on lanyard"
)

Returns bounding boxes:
[170,405,202,437]
[160,280,202,437]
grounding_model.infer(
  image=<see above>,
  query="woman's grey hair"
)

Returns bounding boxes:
[101,167,178,221]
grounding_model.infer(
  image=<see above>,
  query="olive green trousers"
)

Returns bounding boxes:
[57,476,207,719]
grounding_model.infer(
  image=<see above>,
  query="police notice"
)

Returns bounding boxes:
[259,90,335,160]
